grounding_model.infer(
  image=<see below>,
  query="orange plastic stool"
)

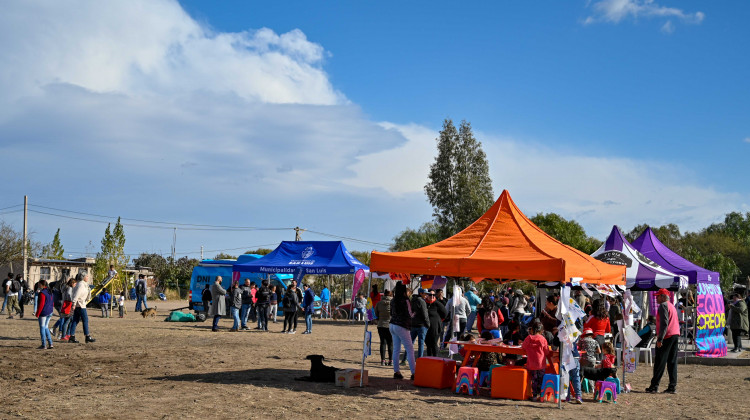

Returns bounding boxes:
[413,357,456,389]
[490,366,530,400]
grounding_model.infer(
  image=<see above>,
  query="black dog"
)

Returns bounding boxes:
[295,354,338,382]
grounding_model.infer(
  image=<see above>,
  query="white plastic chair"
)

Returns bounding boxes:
[639,336,655,366]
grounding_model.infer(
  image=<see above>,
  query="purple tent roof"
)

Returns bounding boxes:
[592,226,685,290]
[631,227,720,285]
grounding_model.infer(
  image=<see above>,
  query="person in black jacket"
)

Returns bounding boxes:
[201,285,212,318]
[408,288,431,359]
[425,290,448,357]
[282,282,300,334]
[390,282,415,380]
[255,280,271,332]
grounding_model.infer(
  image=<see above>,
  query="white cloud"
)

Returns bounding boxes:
[744,137,750,144]
[584,0,704,28]
[661,20,675,34]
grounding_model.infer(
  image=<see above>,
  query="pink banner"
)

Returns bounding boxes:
[352,269,366,300]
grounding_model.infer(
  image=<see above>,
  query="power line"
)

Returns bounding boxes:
[306,229,391,247]
[0,209,23,216]
[0,204,23,212]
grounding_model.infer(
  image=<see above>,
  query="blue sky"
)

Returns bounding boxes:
[0,0,748,260]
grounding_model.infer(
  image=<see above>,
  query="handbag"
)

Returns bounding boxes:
[61,300,73,316]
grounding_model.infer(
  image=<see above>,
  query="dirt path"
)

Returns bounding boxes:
[1,300,748,419]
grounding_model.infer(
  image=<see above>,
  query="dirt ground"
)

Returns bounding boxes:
[1,300,748,419]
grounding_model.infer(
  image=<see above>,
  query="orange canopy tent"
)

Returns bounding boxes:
[371,190,625,286]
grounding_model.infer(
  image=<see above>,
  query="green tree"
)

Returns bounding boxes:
[244,248,273,255]
[390,222,442,252]
[43,228,65,260]
[350,250,371,266]
[93,218,128,291]
[531,213,602,254]
[0,221,26,269]
[214,253,237,260]
[424,119,494,239]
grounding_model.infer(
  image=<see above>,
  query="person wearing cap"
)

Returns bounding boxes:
[646,289,680,394]
[408,288,430,359]
[578,328,600,368]
[464,286,481,333]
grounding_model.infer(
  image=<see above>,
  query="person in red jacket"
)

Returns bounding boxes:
[583,299,611,346]
[646,289,680,394]
[522,319,552,401]
[35,280,55,349]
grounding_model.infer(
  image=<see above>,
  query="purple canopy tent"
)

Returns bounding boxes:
[631,228,727,357]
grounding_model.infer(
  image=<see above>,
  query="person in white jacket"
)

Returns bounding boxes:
[69,273,96,344]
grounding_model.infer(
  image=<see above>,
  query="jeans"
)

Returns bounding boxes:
[410,326,428,359]
[378,326,393,361]
[230,306,240,330]
[391,324,415,375]
[240,303,252,328]
[71,307,90,337]
[60,317,72,337]
[465,310,477,333]
[135,294,148,312]
[731,329,744,350]
[1,294,7,312]
[568,360,582,401]
[305,312,312,332]
[257,304,268,330]
[213,315,221,330]
[649,335,678,390]
[268,304,277,322]
[353,307,366,321]
[38,315,52,346]
[100,304,109,318]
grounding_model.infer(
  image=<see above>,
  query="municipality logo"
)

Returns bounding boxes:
[301,246,315,259]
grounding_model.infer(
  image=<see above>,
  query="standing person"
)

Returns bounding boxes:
[444,289,470,344]
[35,280,54,349]
[4,273,21,319]
[510,290,527,324]
[320,285,330,319]
[201,284,211,319]
[17,274,28,319]
[209,277,227,332]
[239,279,254,331]
[117,291,126,318]
[540,296,558,334]
[302,283,315,334]
[522,319,552,401]
[425,289,448,357]
[375,289,393,365]
[370,284,381,319]
[255,280,271,332]
[69,273,96,344]
[249,282,258,325]
[282,282,300,334]
[229,281,242,332]
[135,274,148,312]
[477,295,504,339]
[608,296,623,338]
[728,293,748,352]
[646,289,680,394]
[464,286,481,333]
[59,278,76,340]
[1,273,13,314]
[409,288,430,359]
[268,285,278,324]
[390,282,415,380]
[583,299,611,347]
[99,290,111,318]
[498,297,511,338]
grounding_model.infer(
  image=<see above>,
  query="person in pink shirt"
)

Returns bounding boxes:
[522,319,552,401]
[646,289,680,394]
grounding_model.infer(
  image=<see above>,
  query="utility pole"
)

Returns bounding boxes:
[171,227,177,295]
[22,196,28,283]
[294,226,305,241]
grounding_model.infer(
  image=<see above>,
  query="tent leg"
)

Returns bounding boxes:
[360,272,373,387]
[558,340,562,410]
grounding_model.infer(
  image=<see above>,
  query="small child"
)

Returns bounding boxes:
[269,286,278,323]
[522,319,552,401]
[477,331,502,380]
[457,333,476,367]
[598,342,616,378]
[118,291,126,318]
[578,328,600,368]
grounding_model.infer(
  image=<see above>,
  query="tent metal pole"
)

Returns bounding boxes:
[360,272,373,387]
[350,273,356,320]
[620,299,627,392]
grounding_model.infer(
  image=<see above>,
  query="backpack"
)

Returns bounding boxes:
[9,280,20,293]
[483,309,499,330]
[282,292,294,308]
[136,281,146,295]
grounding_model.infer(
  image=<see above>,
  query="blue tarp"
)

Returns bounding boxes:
[232,241,368,277]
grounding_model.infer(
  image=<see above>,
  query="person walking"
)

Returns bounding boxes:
[135,274,148,312]
[4,273,21,319]
[728,293,748,352]
[255,279,271,332]
[390,282,416,380]
[209,277,227,332]
[69,273,96,344]
[646,289,679,394]
[302,283,315,334]
[35,280,54,349]
[464,286,481,333]
[375,289,393,365]
[282,282,300,334]
[59,278,76,340]
[1,273,13,314]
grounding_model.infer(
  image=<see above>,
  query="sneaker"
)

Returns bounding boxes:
[381,360,386,366]
[302,331,311,335]
[211,329,219,332]
[61,335,70,341]
[289,330,296,334]
[69,336,79,343]
[229,328,238,332]
[47,345,54,350]
[393,372,404,379]
[645,387,658,393]
[571,399,583,404]
[663,388,676,394]
[38,345,47,349]
[85,336,96,343]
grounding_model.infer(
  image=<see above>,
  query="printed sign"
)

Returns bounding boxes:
[695,283,727,357]
[624,348,636,373]
[352,269,366,300]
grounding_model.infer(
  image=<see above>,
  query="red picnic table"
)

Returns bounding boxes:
[447,340,559,369]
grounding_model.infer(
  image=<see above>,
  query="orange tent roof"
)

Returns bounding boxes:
[371,190,625,286]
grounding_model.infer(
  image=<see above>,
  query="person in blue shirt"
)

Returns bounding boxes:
[320,286,331,319]
[99,290,111,318]
[302,284,315,334]
[464,286,481,333]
